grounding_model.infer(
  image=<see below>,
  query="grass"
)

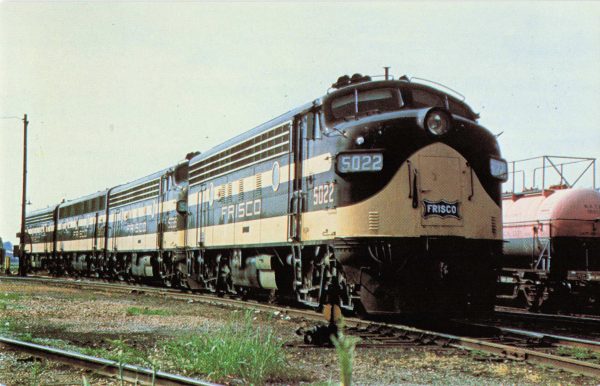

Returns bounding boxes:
[0,316,31,338]
[0,317,13,335]
[0,292,24,311]
[0,292,21,301]
[28,360,47,385]
[86,339,147,365]
[331,319,360,386]
[163,310,288,384]
[557,346,600,363]
[2,311,292,384]
[126,306,172,317]
[0,293,293,384]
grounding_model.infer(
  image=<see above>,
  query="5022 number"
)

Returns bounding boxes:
[313,182,334,206]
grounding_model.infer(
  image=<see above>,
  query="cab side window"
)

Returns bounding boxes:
[411,89,445,108]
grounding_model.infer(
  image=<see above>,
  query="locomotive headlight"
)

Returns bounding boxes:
[490,158,508,181]
[425,110,451,136]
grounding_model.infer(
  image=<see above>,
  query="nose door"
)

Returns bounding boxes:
[418,155,464,227]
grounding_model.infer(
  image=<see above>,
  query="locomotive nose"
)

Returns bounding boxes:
[416,154,464,228]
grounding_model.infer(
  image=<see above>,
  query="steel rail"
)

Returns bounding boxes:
[441,334,600,379]
[483,325,600,352]
[494,308,600,327]
[344,322,600,378]
[3,276,600,378]
[447,318,600,352]
[0,336,219,386]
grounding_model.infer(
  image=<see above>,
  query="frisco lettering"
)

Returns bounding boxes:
[423,200,460,219]
[221,199,262,221]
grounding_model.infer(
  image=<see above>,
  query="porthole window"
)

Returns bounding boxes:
[272,162,280,192]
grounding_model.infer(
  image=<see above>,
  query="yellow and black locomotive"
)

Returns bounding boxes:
[22,72,507,315]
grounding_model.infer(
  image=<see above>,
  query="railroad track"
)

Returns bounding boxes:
[0,336,218,386]
[2,275,600,379]
[494,306,600,331]
[342,323,600,378]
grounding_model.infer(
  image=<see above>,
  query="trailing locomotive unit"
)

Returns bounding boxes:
[22,163,189,283]
[23,205,59,272]
[181,73,507,315]
[104,162,189,284]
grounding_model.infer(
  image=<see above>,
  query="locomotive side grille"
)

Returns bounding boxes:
[189,122,291,186]
[227,183,233,204]
[26,212,54,225]
[109,179,160,209]
[255,174,262,198]
[491,216,497,235]
[239,180,244,200]
[368,211,380,231]
[58,195,107,218]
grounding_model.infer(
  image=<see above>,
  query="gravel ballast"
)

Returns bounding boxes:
[0,278,598,385]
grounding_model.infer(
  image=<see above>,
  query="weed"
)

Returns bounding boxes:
[0,317,16,335]
[557,346,600,363]
[0,292,20,310]
[163,310,287,384]
[19,332,34,342]
[331,320,360,386]
[74,338,147,367]
[468,348,496,361]
[28,360,46,386]
[0,292,21,301]
[126,306,172,317]
[27,338,72,357]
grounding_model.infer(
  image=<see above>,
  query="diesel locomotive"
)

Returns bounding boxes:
[22,72,508,316]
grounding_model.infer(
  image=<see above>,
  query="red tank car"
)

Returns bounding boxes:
[498,156,600,313]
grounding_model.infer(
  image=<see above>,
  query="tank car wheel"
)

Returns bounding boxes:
[237,286,250,301]
[521,284,545,312]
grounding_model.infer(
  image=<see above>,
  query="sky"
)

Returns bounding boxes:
[1,1,599,244]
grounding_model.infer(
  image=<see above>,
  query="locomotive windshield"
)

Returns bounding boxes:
[327,85,477,123]
[331,88,402,119]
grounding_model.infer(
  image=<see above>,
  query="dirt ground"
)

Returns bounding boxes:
[0,278,598,385]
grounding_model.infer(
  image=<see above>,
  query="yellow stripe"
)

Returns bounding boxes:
[186,215,289,247]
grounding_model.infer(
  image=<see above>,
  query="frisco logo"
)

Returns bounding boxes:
[423,200,460,219]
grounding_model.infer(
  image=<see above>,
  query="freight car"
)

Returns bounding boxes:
[21,71,507,316]
[498,156,600,313]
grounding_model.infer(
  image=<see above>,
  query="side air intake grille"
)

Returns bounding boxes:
[369,211,380,231]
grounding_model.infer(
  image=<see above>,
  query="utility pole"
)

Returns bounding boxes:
[18,114,28,277]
